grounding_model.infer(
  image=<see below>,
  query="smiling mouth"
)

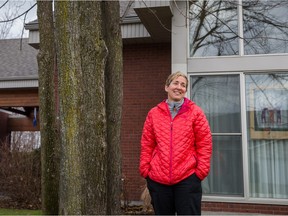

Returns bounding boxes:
[174,91,182,95]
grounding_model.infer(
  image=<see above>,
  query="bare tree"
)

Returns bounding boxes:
[189,0,288,56]
[0,0,36,39]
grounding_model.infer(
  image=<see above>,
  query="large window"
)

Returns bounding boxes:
[243,1,288,54]
[189,1,238,57]
[246,73,288,198]
[189,0,288,57]
[190,75,243,196]
[190,73,288,200]
[188,0,288,204]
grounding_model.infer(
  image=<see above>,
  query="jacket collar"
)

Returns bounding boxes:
[158,97,194,115]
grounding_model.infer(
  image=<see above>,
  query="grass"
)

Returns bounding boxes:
[0,209,41,215]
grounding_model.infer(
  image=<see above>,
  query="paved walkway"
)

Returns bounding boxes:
[203,211,275,215]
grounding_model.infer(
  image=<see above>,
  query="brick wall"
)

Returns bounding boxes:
[202,202,288,215]
[121,43,171,201]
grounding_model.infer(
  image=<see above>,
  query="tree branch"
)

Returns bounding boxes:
[0,2,36,23]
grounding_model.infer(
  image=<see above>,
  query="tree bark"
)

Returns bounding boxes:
[38,1,123,214]
[37,1,60,215]
[55,1,108,215]
[102,1,123,215]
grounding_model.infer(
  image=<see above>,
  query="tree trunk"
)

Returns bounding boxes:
[37,1,60,215]
[55,1,108,215]
[102,1,123,215]
[38,1,123,214]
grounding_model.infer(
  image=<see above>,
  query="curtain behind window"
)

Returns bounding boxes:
[191,75,243,196]
[246,74,288,198]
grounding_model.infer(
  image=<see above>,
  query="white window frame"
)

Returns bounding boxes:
[186,0,288,206]
[188,72,288,205]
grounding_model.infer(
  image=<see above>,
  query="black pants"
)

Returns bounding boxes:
[146,173,202,215]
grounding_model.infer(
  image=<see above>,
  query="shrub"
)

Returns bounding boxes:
[0,132,41,209]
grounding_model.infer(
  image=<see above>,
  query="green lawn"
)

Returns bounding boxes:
[0,209,41,215]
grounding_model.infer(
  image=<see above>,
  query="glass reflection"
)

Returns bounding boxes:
[203,136,243,196]
[191,75,243,196]
[191,75,241,133]
[246,73,288,199]
[243,0,288,54]
[189,0,239,57]
[189,0,288,56]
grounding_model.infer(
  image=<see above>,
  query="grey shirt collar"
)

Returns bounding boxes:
[166,99,184,119]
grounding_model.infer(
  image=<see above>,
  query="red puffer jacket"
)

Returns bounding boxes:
[139,98,212,185]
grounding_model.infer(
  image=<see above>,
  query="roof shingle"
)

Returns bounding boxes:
[0,38,38,80]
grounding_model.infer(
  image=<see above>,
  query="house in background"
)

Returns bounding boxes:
[0,38,39,145]
[2,1,288,214]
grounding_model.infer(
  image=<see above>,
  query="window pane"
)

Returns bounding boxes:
[203,136,243,196]
[190,75,241,133]
[189,0,238,57]
[246,73,288,198]
[243,1,288,54]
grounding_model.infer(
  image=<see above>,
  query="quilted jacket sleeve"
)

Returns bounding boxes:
[193,107,212,180]
[139,111,156,178]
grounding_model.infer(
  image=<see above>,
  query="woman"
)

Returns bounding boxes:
[139,71,212,215]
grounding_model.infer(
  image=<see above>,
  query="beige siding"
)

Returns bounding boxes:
[0,80,38,89]
[28,23,151,46]
[121,23,150,38]
[134,0,170,8]
[28,30,40,45]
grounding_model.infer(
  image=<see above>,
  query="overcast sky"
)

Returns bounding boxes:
[0,0,37,39]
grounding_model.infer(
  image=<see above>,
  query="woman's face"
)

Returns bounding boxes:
[165,76,187,102]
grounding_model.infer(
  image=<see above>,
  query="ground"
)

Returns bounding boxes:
[0,196,37,210]
[0,195,153,214]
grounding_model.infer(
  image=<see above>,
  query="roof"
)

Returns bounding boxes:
[0,2,171,86]
[0,38,38,81]
[25,1,172,46]
[25,1,138,31]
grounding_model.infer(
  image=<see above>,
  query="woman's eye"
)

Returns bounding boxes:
[171,81,186,88]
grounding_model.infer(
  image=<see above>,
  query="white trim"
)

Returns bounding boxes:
[28,30,39,45]
[27,22,152,46]
[240,72,249,200]
[238,0,244,56]
[188,72,288,205]
[188,55,288,73]
[0,109,13,115]
[171,0,188,74]
[212,133,242,136]
[188,71,242,76]
[134,0,170,8]
[121,23,150,39]
[203,196,288,206]
[0,80,38,89]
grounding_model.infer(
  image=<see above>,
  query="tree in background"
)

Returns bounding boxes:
[37,0,122,215]
[0,0,36,39]
[189,0,288,56]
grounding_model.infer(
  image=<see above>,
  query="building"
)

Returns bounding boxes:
[1,0,288,214]
[0,38,39,145]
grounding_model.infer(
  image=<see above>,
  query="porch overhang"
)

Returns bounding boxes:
[133,0,172,43]
[25,1,173,47]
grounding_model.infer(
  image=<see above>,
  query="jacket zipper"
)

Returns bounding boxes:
[170,121,173,184]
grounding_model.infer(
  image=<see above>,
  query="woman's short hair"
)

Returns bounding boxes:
[165,71,188,88]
